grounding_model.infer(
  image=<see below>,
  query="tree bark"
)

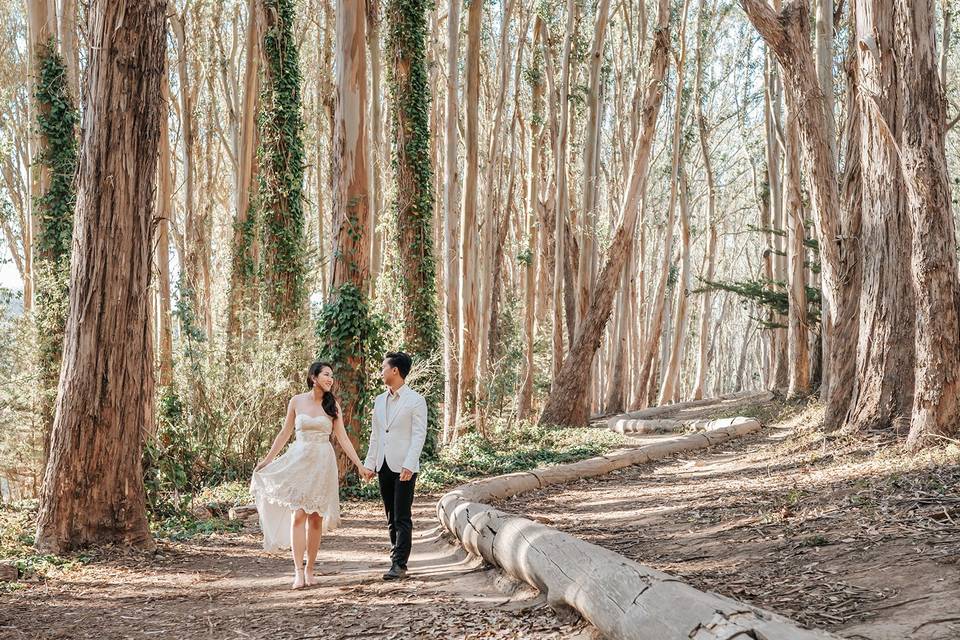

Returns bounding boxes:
[691,0,718,401]
[367,0,385,288]
[845,0,915,430]
[741,0,860,430]
[456,0,482,429]
[442,0,462,442]
[784,109,810,397]
[539,0,671,428]
[158,65,174,388]
[898,0,960,447]
[636,0,691,407]
[577,0,612,330]
[227,0,262,345]
[388,0,442,448]
[329,0,372,480]
[35,0,166,553]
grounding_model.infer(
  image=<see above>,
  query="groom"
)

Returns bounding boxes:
[363,352,427,580]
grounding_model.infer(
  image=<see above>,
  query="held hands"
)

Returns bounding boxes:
[359,466,376,482]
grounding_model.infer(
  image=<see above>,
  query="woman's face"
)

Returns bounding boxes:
[313,366,334,392]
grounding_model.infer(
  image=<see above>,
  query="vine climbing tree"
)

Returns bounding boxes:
[32,39,78,446]
[321,0,379,482]
[387,0,442,452]
[258,0,307,329]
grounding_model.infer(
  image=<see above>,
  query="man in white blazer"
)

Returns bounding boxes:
[362,351,427,580]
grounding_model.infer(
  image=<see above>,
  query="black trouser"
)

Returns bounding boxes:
[378,461,417,568]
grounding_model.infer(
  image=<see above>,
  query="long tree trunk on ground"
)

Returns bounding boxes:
[539,0,671,428]
[324,0,373,482]
[442,0,462,443]
[741,0,860,431]
[456,0,482,431]
[227,0,261,347]
[899,0,960,448]
[388,0,442,454]
[34,0,166,553]
[259,0,308,328]
[846,0,915,430]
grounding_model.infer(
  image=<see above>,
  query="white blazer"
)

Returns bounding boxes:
[363,385,428,473]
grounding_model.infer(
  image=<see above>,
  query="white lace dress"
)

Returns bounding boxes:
[250,413,341,551]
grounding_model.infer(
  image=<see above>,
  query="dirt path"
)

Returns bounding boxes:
[501,402,960,640]
[0,498,594,639]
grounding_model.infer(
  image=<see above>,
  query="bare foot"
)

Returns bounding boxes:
[291,572,305,590]
[304,568,317,586]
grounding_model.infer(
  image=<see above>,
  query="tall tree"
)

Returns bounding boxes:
[387,0,442,449]
[456,0,482,431]
[259,0,308,327]
[29,8,78,445]
[442,0,462,442]
[539,0,671,428]
[636,0,691,407]
[741,0,860,430]
[898,0,960,447]
[323,0,374,481]
[846,0,915,429]
[227,0,262,346]
[35,0,166,553]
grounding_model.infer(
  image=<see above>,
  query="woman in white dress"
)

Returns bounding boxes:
[251,361,372,589]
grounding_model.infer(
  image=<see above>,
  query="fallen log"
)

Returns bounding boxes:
[609,415,762,435]
[608,390,775,424]
[437,421,840,640]
[228,505,258,520]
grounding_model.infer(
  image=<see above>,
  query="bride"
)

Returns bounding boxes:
[250,361,373,589]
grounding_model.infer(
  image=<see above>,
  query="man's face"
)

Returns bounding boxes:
[381,359,398,386]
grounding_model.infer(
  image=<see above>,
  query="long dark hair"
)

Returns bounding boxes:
[306,361,339,419]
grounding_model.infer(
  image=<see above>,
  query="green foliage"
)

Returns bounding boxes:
[317,283,389,439]
[342,420,627,499]
[0,313,45,498]
[258,0,307,325]
[697,277,822,329]
[33,40,78,264]
[0,500,89,589]
[141,329,308,524]
[32,40,78,420]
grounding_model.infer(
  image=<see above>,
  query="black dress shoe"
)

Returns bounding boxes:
[382,563,407,580]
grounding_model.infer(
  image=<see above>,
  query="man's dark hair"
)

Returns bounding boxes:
[385,352,413,379]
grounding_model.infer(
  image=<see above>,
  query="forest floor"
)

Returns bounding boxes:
[502,400,960,640]
[3,397,958,640]
[0,496,595,639]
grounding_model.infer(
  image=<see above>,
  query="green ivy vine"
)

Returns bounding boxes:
[257,0,307,327]
[387,0,443,455]
[32,39,78,423]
